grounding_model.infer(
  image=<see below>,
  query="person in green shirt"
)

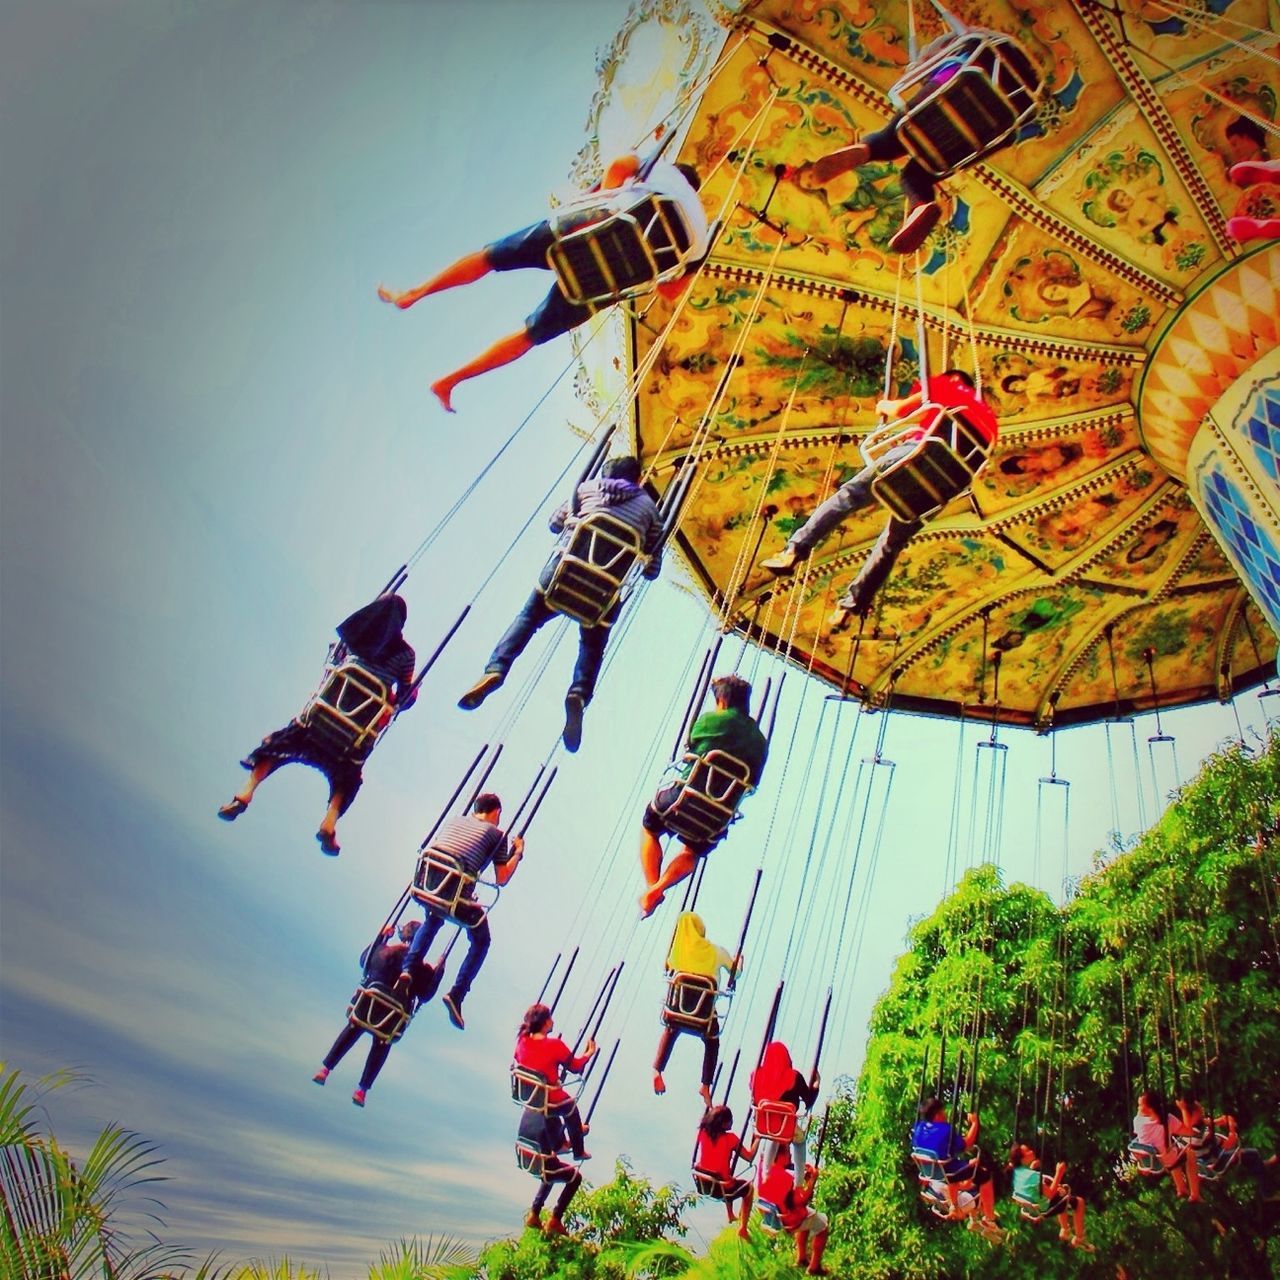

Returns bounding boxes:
[1006,1142,1094,1252]
[639,674,767,917]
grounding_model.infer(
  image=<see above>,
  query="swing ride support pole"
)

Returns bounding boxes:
[728,869,763,991]
[379,564,409,596]
[507,765,546,835]
[936,1030,947,1100]
[422,745,489,845]
[537,952,561,1006]
[587,961,626,1049]
[720,1048,741,1107]
[548,946,580,1015]
[517,767,558,839]
[951,1048,965,1114]
[917,1045,931,1115]
[572,966,616,1057]
[673,638,723,762]
[758,982,785,1067]
[410,605,471,693]
[373,887,413,952]
[812,1107,831,1170]
[583,1038,621,1127]
[463,745,504,815]
[810,987,833,1084]
[764,672,786,745]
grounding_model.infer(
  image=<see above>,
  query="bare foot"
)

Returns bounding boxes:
[431,378,457,413]
[639,888,665,918]
[653,1072,666,1095]
[376,285,419,310]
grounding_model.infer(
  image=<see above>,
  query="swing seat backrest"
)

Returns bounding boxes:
[662,971,720,1032]
[756,1196,782,1234]
[889,30,1043,178]
[912,1145,979,1185]
[301,659,395,761]
[541,511,647,627]
[862,405,991,524]
[346,984,412,1044]
[692,1167,733,1199]
[753,1100,799,1143]
[410,847,485,925]
[510,1065,554,1114]
[1127,1141,1166,1176]
[1196,1142,1239,1181]
[515,1139,557,1181]
[918,1179,953,1218]
[1012,1190,1049,1223]
[659,750,754,845]
[547,189,695,309]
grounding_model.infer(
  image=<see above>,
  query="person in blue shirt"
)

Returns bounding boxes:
[911,1096,996,1222]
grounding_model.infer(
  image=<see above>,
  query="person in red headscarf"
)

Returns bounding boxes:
[751,1041,820,1169]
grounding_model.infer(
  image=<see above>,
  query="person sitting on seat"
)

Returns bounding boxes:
[1006,1142,1094,1251]
[377,156,708,412]
[912,1096,999,1226]
[757,1149,830,1276]
[653,913,740,1107]
[513,1002,596,1162]
[694,1105,759,1238]
[399,792,523,1031]
[759,369,997,624]
[797,34,1019,254]
[518,1107,583,1238]
[458,455,663,753]
[219,594,417,854]
[639,673,767,917]
[1174,1091,1279,1200]
[312,919,440,1107]
[751,1041,820,1170]
[1132,1088,1190,1196]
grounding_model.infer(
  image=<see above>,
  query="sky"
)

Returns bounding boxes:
[1,1,1276,1275]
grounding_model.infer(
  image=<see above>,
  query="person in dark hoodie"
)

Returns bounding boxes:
[218,594,417,853]
[457,455,662,752]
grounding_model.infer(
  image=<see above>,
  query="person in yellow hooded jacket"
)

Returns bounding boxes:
[652,912,740,1107]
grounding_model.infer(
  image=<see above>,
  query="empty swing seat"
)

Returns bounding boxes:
[662,972,720,1033]
[862,404,992,523]
[889,29,1044,177]
[510,1065,555,1114]
[547,189,695,308]
[410,847,486,925]
[541,511,647,627]
[657,750,754,847]
[346,984,411,1044]
[753,1100,799,1144]
[299,659,395,761]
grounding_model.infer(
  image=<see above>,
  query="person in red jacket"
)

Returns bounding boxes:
[512,1002,597,1162]
[760,368,997,622]
[693,1105,758,1237]
[757,1149,830,1276]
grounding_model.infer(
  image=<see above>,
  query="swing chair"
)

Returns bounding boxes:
[547,186,698,309]
[888,24,1043,178]
[410,845,497,926]
[661,971,721,1033]
[298,653,396,762]
[656,749,756,847]
[861,402,993,524]
[540,511,650,627]
[345,983,413,1045]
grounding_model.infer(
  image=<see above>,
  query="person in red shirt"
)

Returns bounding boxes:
[694,1105,758,1237]
[512,1003,597,1162]
[760,368,997,622]
[757,1149,830,1276]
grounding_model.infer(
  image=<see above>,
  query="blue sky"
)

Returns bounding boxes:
[2,1,1274,1273]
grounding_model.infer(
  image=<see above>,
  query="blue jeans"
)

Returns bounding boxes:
[487,573,610,702]
[789,444,922,612]
[404,902,490,1002]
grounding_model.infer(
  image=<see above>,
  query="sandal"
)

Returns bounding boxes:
[316,829,341,856]
[217,797,249,821]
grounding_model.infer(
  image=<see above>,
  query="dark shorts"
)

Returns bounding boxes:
[244,721,363,814]
[1042,1192,1075,1217]
[642,781,722,856]
[484,220,592,345]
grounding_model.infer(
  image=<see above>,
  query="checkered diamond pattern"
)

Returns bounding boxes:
[1199,463,1280,629]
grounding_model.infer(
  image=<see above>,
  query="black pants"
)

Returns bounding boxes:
[532,1162,582,1217]
[552,1099,589,1160]
[654,1016,720,1088]
[323,1023,392,1091]
[863,121,936,206]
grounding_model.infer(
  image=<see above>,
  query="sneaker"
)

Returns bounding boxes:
[562,693,585,754]
[760,546,802,575]
[316,829,340,856]
[889,200,942,254]
[351,1088,367,1107]
[524,1209,542,1230]
[312,1067,329,1086]
[1226,214,1280,244]
[544,1217,568,1238]
[810,141,871,184]
[1229,158,1280,187]
[443,991,466,1031]
[458,671,504,711]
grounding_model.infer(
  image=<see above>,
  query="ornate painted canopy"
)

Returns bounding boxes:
[607,0,1279,728]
